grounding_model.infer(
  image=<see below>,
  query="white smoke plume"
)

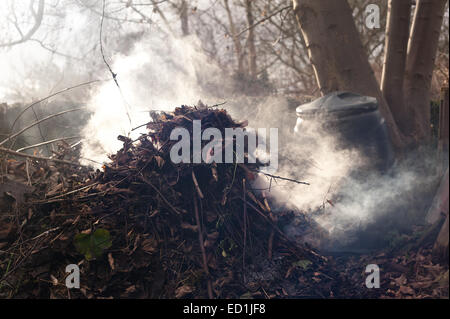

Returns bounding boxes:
[81,34,226,163]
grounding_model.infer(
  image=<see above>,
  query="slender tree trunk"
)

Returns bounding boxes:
[292,0,404,149]
[224,0,245,76]
[438,86,449,153]
[245,0,257,79]
[180,0,189,36]
[381,0,412,134]
[0,104,8,136]
[151,0,174,35]
[403,0,447,142]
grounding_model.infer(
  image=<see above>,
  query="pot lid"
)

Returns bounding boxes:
[296,91,378,118]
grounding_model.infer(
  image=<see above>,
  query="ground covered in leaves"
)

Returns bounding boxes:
[0,105,448,299]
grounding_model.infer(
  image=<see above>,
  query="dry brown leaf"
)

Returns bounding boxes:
[399,286,415,295]
[181,222,198,232]
[50,275,58,286]
[125,285,136,294]
[141,238,157,254]
[108,253,115,270]
[154,156,165,168]
[393,274,407,286]
[175,285,193,298]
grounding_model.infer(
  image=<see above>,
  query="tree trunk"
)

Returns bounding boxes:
[403,0,447,143]
[245,0,257,79]
[224,0,245,76]
[381,0,412,134]
[0,103,8,137]
[428,168,449,262]
[433,212,449,262]
[292,0,404,149]
[438,86,449,153]
[180,0,189,36]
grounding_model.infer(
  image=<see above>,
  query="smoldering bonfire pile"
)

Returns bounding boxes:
[0,105,348,299]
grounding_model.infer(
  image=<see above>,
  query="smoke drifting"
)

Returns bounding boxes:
[73,34,443,252]
[81,34,226,164]
[1,2,442,254]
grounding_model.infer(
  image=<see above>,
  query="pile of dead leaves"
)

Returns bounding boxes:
[1,105,447,299]
[332,244,449,299]
[0,105,342,299]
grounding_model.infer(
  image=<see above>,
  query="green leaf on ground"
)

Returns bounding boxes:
[74,228,112,260]
[292,259,312,270]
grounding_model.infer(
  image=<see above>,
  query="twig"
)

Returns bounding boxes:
[246,190,268,212]
[193,191,213,299]
[25,159,31,186]
[243,197,326,262]
[0,147,84,166]
[262,191,275,260]
[100,0,132,126]
[242,178,247,280]
[45,182,100,200]
[209,101,227,108]
[16,136,81,152]
[235,5,292,38]
[259,172,310,185]
[192,169,204,199]
[0,230,50,284]
[140,174,181,215]
[268,230,274,260]
[131,121,152,131]
[0,108,85,147]
[9,80,101,137]
[30,103,48,154]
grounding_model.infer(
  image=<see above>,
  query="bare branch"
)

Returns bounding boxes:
[0,0,45,48]
[0,146,83,166]
[0,108,85,148]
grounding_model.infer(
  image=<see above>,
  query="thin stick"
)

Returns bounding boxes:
[100,0,132,126]
[240,197,290,246]
[268,230,274,260]
[193,192,213,299]
[0,147,83,166]
[242,197,326,262]
[235,5,292,38]
[246,190,268,212]
[140,174,181,215]
[242,178,247,279]
[262,191,275,260]
[0,108,84,147]
[192,169,204,199]
[9,80,101,135]
[260,172,310,185]
[131,121,152,131]
[25,159,31,186]
[45,182,99,200]
[16,136,81,152]
[238,163,309,185]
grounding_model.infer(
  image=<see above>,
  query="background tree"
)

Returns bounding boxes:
[292,0,404,148]
[403,0,448,142]
[293,0,448,148]
[381,0,412,135]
